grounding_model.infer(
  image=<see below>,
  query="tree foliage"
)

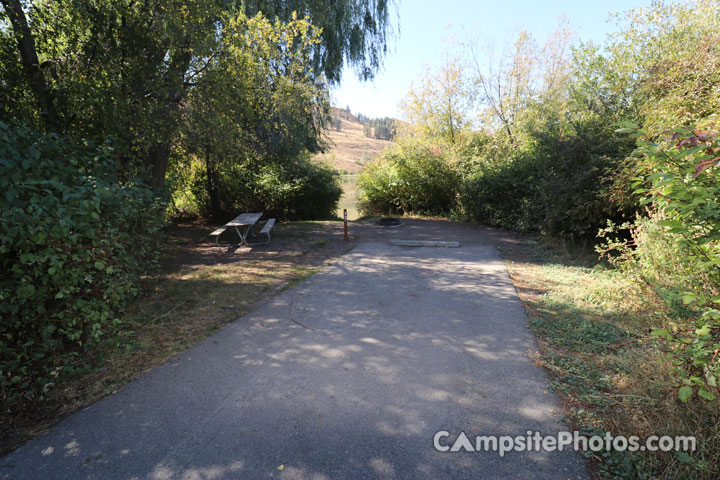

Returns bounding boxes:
[0,122,164,406]
[603,120,720,402]
[360,116,397,141]
[603,0,720,131]
[177,12,340,220]
[466,20,573,144]
[242,0,396,83]
[0,0,396,185]
[400,56,473,145]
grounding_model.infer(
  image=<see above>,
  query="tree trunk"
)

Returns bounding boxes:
[143,44,193,187]
[204,148,221,221]
[146,142,171,188]
[1,0,59,130]
[504,123,516,146]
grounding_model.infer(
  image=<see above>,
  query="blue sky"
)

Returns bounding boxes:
[332,0,652,119]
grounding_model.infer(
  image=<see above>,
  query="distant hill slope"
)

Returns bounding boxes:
[318,109,395,173]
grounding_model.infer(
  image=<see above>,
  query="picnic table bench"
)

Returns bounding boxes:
[209,212,275,246]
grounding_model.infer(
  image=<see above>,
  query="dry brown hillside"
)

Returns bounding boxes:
[318,111,394,173]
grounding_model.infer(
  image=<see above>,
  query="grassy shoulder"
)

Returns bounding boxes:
[498,238,720,479]
[1,221,351,456]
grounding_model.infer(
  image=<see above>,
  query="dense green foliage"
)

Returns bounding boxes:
[178,153,341,220]
[0,122,164,406]
[459,148,542,232]
[358,139,460,215]
[360,119,635,239]
[242,0,395,83]
[174,12,341,221]
[461,119,636,238]
[600,122,720,401]
[0,0,396,185]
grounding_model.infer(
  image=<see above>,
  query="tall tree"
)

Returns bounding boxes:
[0,0,397,185]
[180,12,331,219]
[466,21,572,144]
[400,56,473,145]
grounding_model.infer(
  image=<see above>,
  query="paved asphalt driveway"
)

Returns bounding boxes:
[1,242,587,479]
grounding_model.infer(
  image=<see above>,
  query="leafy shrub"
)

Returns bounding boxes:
[357,140,461,216]
[537,128,634,239]
[0,122,165,407]
[356,155,401,215]
[461,118,635,240]
[253,155,342,220]
[600,214,708,310]
[600,120,720,401]
[185,153,342,221]
[460,154,543,232]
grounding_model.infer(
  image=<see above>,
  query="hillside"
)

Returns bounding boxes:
[319,110,395,173]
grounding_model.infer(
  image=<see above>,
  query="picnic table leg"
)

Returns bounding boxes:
[233,225,254,245]
[233,226,245,245]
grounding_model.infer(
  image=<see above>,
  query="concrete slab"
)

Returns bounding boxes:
[389,240,460,247]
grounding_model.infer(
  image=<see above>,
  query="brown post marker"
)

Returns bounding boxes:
[343,209,348,241]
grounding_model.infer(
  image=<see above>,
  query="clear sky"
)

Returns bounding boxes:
[332,0,653,119]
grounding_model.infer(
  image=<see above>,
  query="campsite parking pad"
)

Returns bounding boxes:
[1,241,587,479]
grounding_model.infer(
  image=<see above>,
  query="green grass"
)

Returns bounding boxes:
[501,241,720,479]
[279,265,321,292]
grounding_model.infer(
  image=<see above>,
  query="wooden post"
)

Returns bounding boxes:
[343,209,348,241]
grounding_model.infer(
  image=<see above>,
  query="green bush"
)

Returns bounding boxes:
[253,155,343,220]
[599,121,720,401]
[460,154,543,232]
[184,153,342,221]
[0,122,165,406]
[600,214,706,310]
[357,140,461,216]
[460,119,635,240]
[358,122,633,240]
[356,155,401,215]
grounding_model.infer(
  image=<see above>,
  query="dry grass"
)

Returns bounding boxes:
[499,239,720,479]
[319,116,394,173]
